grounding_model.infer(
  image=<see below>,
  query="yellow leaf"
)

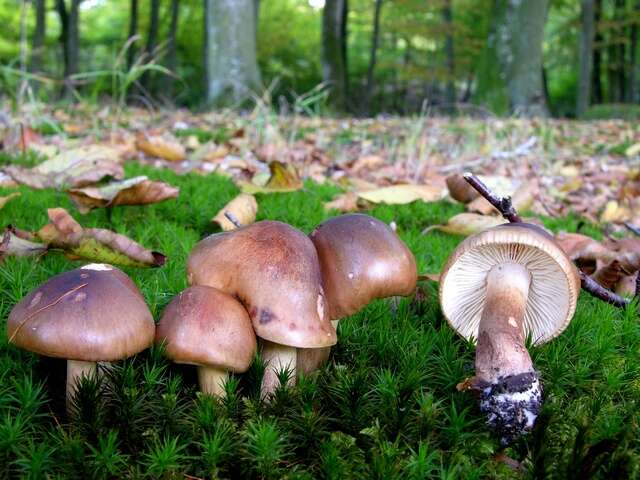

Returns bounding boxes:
[625,143,640,157]
[212,193,258,230]
[136,134,186,162]
[601,200,631,223]
[239,161,303,194]
[357,184,444,205]
[422,213,507,236]
[0,192,20,210]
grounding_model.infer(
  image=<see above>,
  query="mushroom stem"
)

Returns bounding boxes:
[474,262,542,445]
[260,340,297,399]
[66,359,97,415]
[197,366,229,398]
[297,320,339,376]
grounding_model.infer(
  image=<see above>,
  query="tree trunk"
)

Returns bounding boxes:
[474,0,549,116]
[615,0,626,102]
[126,0,138,70]
[56,0,81,98]
[442,0,456,109]
[592,0,603,103]
[204,0,262,106]
[629,1,639,102]
[31,0,46,74]
[142,0,160,92]
[322,0,349,112]
[165,0,180,93]
[364,0,383,115]
[577,0,595,117]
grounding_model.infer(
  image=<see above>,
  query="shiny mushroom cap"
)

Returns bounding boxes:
[310,214,418,319]
[439,223,580,345]
[7,263,155,361]
[187,221,336,349]
[156,286,256,372]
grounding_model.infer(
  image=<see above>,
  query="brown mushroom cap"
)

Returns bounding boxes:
[156,286,256,372]
[187,221,336,349]
[309,214,418,319]
[7,263,155,361]
[439,223,581,345]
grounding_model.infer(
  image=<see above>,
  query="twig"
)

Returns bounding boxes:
[635,272,640,299]
[624,222,640,237]
[462,172,522,223]
[224,211,243,229]
[463,173,631,309]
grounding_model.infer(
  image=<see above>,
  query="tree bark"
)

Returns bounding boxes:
[592,0,603,103]
[142,0,160,92]
[56,0,81,98]
[126,0,138,70]
[474,0,549,116]
[322,0,349,112]
[165,0,180,92]
[577,0,595,117]
[204,0,262,106]
[442,0,456,109]
[31,0,46,74]
[629,1,639,102]
[364,0,383,115]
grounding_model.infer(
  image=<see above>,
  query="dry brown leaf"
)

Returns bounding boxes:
[0,227,48,261]
[446,173,479,204]
[0,192,20,210]
[423,213,507,236]
[136,133,186,162]
[4,145,123,189]
[357,184,444,205]
[67,176,180,213]
[351,154,384,173]
[239,161,303,194]
[467,181,537,215]
[600,200,631,223]
[418,273,441,282]
[212,193,258,230]
[615,273,637,296]
[37,208,165,268]
[555,232,613,274]
[323,192,368,212]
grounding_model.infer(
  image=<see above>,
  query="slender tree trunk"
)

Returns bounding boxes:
[254,0,260,42]
[577,0,595,117]
[126,0,138,70]
[364,0,383,115]
[474,0,549,116]
[629,1,639,102]
[442,0,456,109]
[616,0,626,102]
[592,0,603,103]
[204,0,262,106]
[31,0,46,74]
[322,0,349,112]
[142,0,160,93]
[165,0,179,93]
[56,0,81,98]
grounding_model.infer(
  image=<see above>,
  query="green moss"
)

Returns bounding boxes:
[0,161,639,478]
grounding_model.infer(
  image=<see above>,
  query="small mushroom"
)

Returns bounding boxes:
[155,286,256,397]
[7,263,155,413]
[187,220,336,399]
[439,223,580,445]
[446,173,480,204]
[298,214,417,374]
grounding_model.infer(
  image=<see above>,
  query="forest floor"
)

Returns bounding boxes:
[0,106,639,478]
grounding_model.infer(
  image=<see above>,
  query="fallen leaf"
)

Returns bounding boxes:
[0,192,20,209]
[351,154,384,173]
[600,200,631,223]
[418,273,441,282]
[37,208,165,268]
[467,181,537,215]
[0,227,48,261]
[422,213,507,236]
[239,161,303,194]
[136,133,186,162]
[4,145,123,189]
[212,193,258,230]
[446,173,479,203]
[357,184,444,205]
[324,192,364,212]
[67,176,180,213]
[555,232,613,274]
[625,143,640,157]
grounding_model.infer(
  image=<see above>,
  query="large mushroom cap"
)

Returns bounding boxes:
[187,221,336,349]
[439,223,580,345]
[7,263,155,361]
[310,214,417,319]
[156,286,256,372]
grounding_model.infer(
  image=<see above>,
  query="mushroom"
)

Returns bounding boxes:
[298,214,418,374]
[186,220,336,398]
[439,223,580,445]
[155,286,256,397]
[7,263,155,413]
[446,173,480,204]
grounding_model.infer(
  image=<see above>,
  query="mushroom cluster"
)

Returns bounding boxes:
[439,223,580,444]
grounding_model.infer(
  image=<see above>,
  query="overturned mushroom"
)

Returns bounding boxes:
[298,214,417,374]
[7,264,155,414]
[156,286,256,397]
[187,221,336,398]
[439,223,580,445]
